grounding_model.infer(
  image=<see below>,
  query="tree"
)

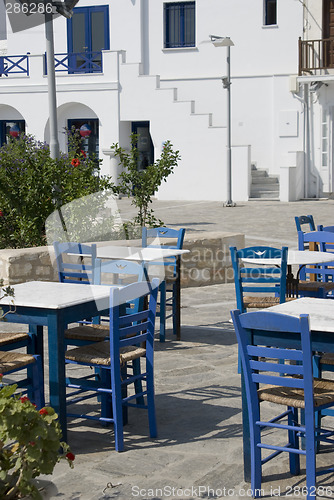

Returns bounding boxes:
[110,135,180,230]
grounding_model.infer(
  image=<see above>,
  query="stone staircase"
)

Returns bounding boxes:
[250,165,279,200]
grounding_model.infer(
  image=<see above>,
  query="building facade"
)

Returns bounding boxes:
[0,0,318,202]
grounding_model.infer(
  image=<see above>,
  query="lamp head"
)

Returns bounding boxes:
[53,0,80,18]
[209,35,234,47]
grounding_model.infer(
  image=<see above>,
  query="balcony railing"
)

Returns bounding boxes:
[299,37,334,75]
[44,51,103,74]
[0,55,29,77]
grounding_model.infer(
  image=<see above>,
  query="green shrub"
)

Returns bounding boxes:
[110,135,180,231]
[0,130,112,248]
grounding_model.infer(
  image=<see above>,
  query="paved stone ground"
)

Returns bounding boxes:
[5,199,334,499]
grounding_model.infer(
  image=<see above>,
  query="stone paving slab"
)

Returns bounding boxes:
[3,199,334,499]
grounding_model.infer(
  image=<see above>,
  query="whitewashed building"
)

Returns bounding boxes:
[0,0,326,202]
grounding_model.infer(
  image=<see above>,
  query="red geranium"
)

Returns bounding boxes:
[66,452,75,461]
[20,396,29,403]
[0,210,4,216]
[71,158,80,167]
[39,408,48,415]
[80,150,87,158]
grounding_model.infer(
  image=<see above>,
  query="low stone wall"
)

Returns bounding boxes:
[0,231,244,287]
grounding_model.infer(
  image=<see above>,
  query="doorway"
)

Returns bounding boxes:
[67,5,109,73]
[131,121,154,170]
[323,0,334,67]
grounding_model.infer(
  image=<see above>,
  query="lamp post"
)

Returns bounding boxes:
[210,35,235,207]
[45,1,79,159]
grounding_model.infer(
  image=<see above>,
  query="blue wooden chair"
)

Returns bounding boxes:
[0,351,45,408]
[229,246,289,313]
[65,279,159,451]
[295,214,316,234]
[231,308,334,499]
[53,241,97,284]
[53,240,97,328]
[64,259,145,346]
[142,226,185,342]
[297,230,334,293]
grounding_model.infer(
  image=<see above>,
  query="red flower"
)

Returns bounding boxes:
[29,441,36,446]
[71,158,80,167]
[80,150,86,158]
[0,210,4,217]
[39,408,48,415]
[20,396,29,403]
[66,452,75,461]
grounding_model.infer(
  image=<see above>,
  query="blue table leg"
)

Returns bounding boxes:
[27,325,44,400]
[47,312,67,441]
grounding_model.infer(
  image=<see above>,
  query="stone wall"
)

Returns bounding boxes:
[0,231,244,287]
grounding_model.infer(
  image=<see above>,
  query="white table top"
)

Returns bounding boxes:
[0,281,112,310]
[241,250,334,266]
[96,245,189,261]
[265,297,334,333]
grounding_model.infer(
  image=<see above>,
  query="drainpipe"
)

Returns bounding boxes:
[304,82,309,198]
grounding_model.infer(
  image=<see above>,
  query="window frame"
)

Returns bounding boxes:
[0,120,25,146]
[164,2,196,49]
[264,0,277,26]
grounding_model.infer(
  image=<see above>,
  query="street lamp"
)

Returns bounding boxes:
[45,1,79,158]
[210,35,235,207]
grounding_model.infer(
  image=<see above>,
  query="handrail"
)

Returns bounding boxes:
[0,55,29,77]
[299,37,334,75]
[44,50,103,74]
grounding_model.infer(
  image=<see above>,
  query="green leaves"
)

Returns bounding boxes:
[110,135,180,228]
[0,389,74,499]
[0,131,112,248]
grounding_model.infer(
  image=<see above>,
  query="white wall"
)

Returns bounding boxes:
[0,0,306,201]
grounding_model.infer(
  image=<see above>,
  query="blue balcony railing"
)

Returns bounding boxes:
[0,55,29,77]
[44,51,103,74]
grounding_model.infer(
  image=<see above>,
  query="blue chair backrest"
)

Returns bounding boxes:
[230,246,288,313]
[295,215,316,233]
[142,227,185,250]
[93,259,145,313]
[318,225,334,253]
[142,226,185,271]
[109,278,159,362]
[93,259,145,286]
[295,215,316,250]
[230,309,314,412]
[297,230,334,281]
[53,241,97,284]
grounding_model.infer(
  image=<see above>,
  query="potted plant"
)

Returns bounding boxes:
[0,374,74,499]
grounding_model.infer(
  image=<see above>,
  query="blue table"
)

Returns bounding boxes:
[0,281,112,441]
[240,297,334,481]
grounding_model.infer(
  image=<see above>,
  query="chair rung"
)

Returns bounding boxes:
[258,442,306,455]
[67,412,115,424]
[256,420,305,433]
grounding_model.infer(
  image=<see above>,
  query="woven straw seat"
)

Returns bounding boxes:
[0,351,37,373]
[65,341,146,366]
[0,332,29,346]
[258,378,334,408]
[319,352,334,366]
[243,296,295,309]
[65,325,108,342]
[298,280,334,292]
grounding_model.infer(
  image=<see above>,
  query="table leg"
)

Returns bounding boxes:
[27,325,44,401]
[47,312,67,441]
[176,256,181,341]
